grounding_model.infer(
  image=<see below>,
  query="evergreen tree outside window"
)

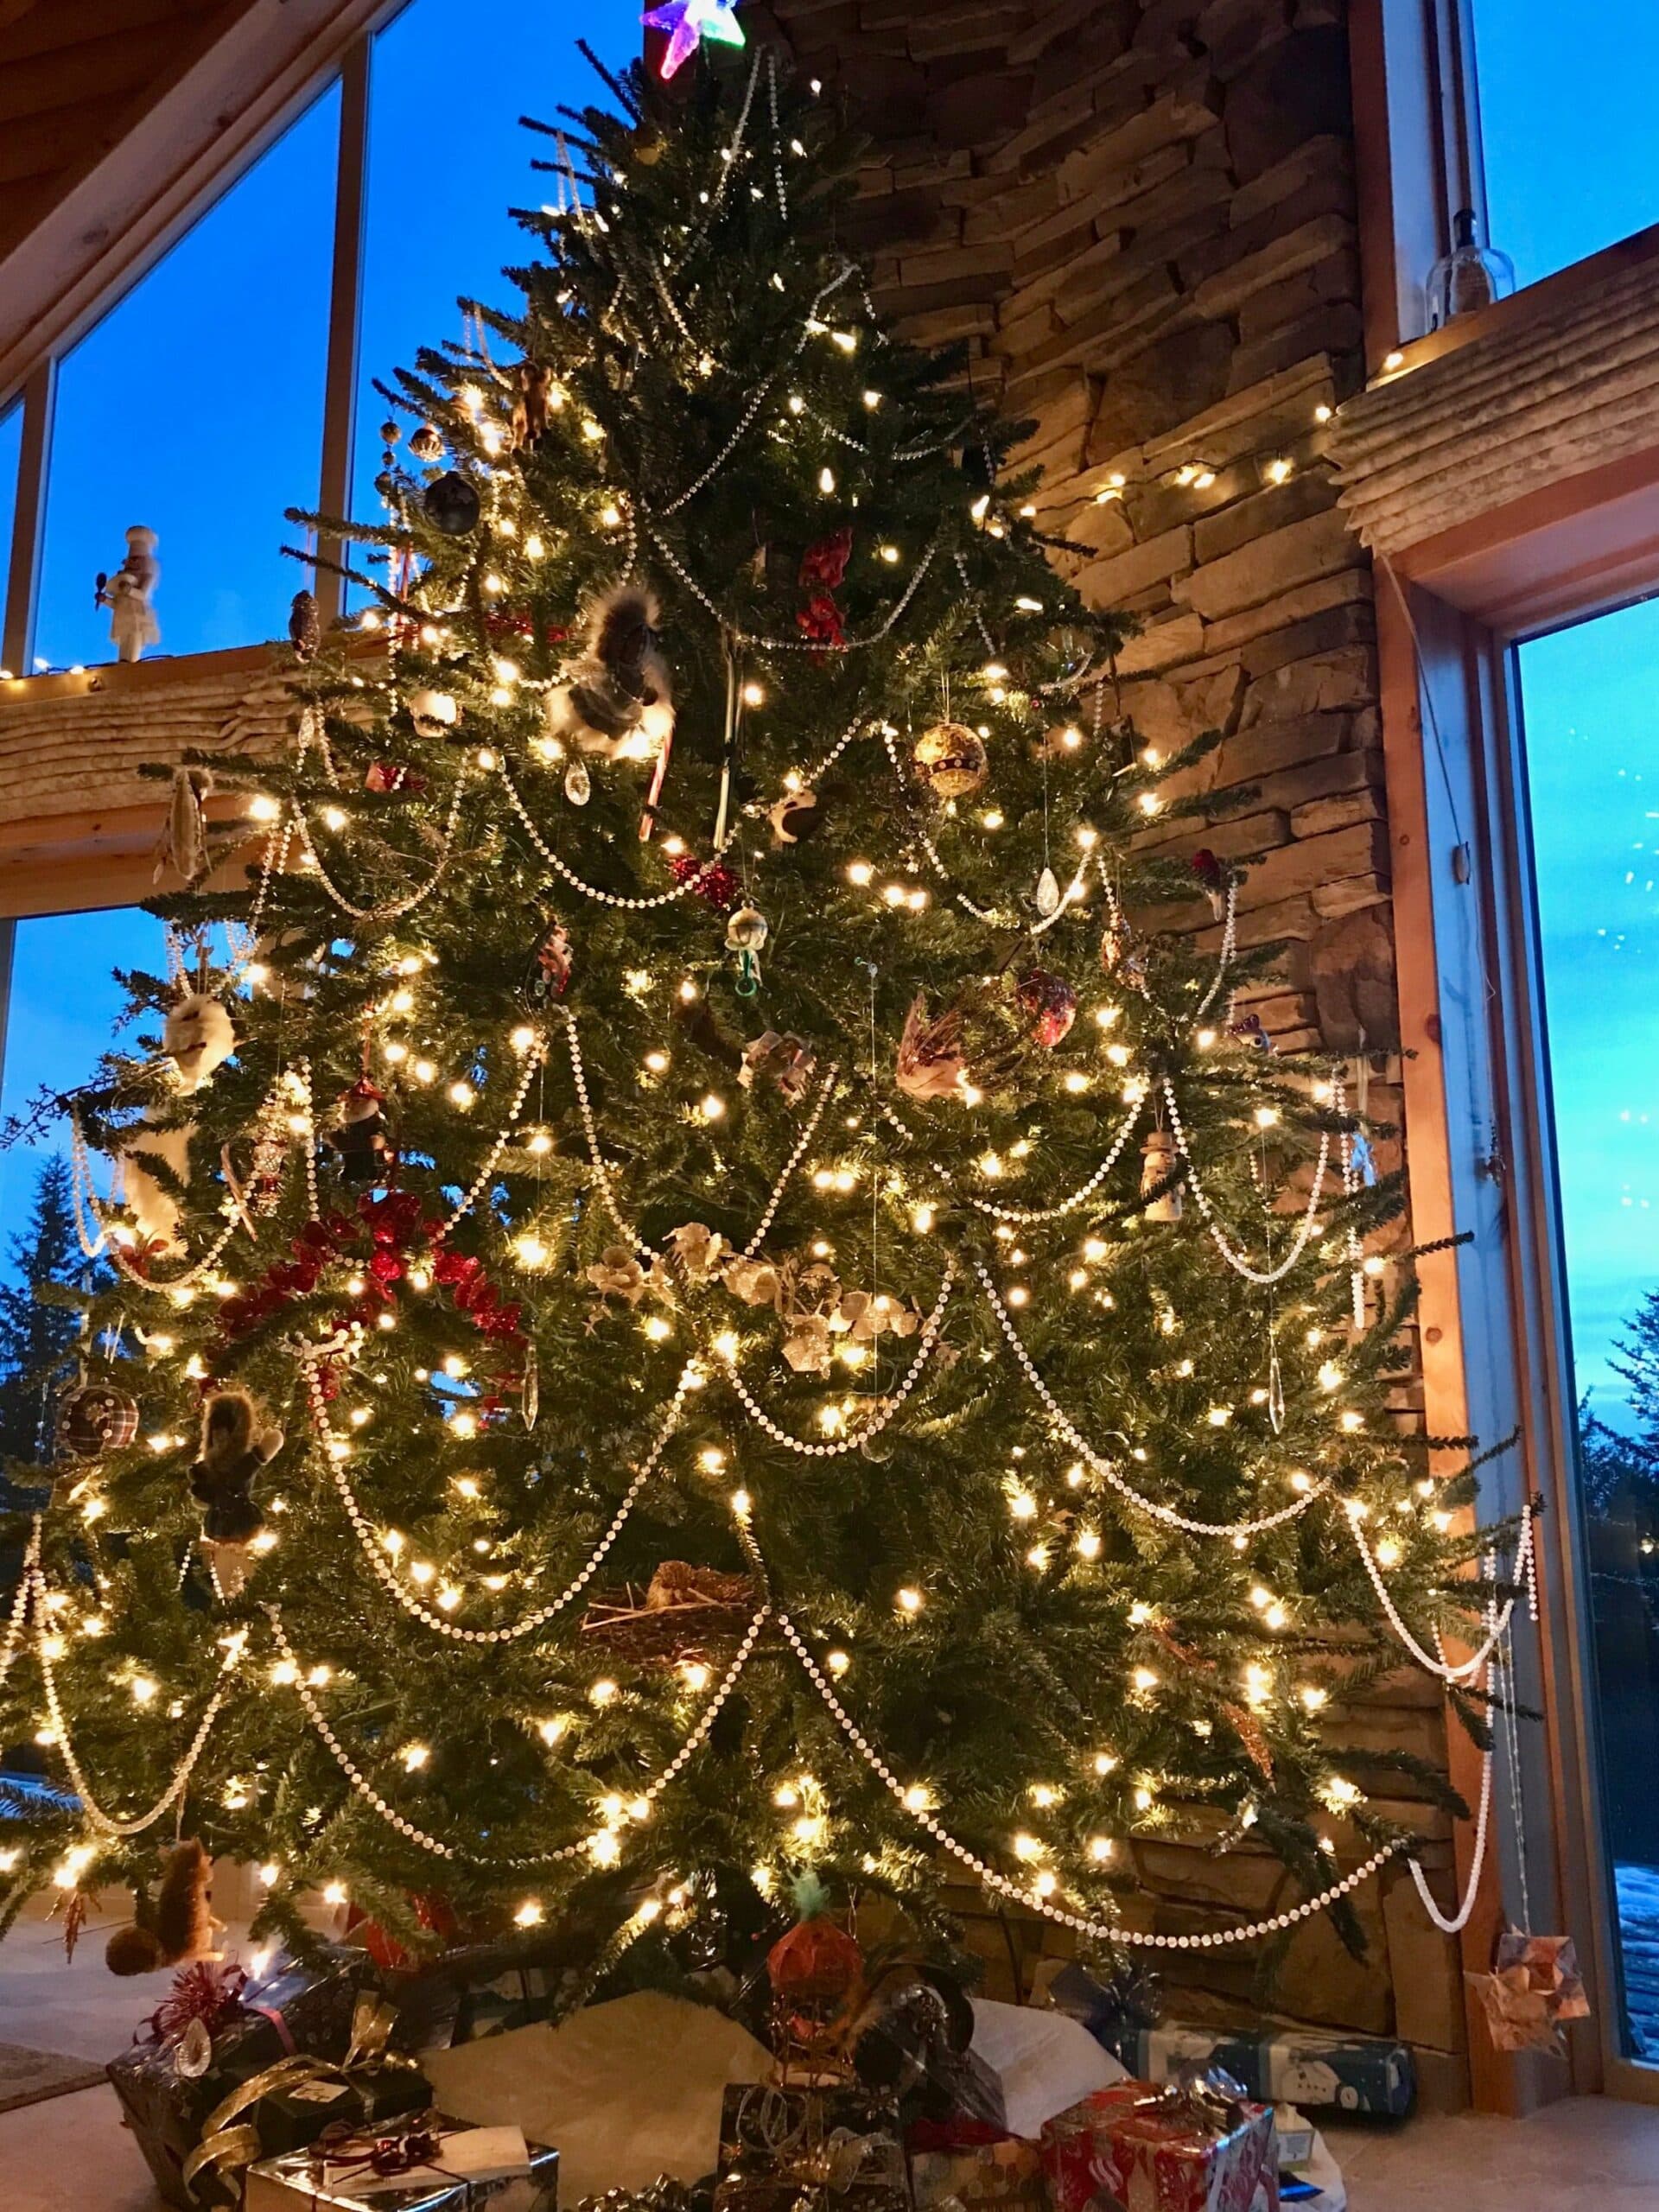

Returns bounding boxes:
[0,1157,100,1497]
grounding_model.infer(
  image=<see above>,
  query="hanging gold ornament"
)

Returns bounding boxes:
[912,721,988,800]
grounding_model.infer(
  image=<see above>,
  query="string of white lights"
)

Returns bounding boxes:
[713,1259,955,1459]
[35,1590,239,1838]
[1161,1078,1333,1288]
[69,1106,260,1289]
[774,1610,1410,1951]
[742,1065,842,1257]
[267,1596,772,1870]
[498,760,734,908]
[1347,1499,1535,1686]
[644,520,941,653]
[974,1262,1331,1537]
[428,1035,550,1243]
[288,766,470,925]
[0,1520,39,1688]
[963,1103,1141,1224]
[302,1353,692,1643]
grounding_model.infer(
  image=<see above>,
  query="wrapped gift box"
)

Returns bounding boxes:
[1041,2081,1279,2212]
[107,1948,417,2210]
[715,2080,905,2212]
[908,2120,1048,2212]
[245,2118,557,2212]
[1105,2025,1413,2120]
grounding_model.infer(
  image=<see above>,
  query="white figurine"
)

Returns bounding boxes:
[99,525,161,662]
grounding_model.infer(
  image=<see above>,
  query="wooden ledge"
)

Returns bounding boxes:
[1330,226,1659,633]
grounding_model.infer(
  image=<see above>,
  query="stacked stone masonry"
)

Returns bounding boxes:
[761,0,1467,2101]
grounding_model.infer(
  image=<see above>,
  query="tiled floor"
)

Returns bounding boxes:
[2,1897,1658,2209]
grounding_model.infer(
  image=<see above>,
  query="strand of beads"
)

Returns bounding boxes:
[743,1065,842,1257]
[289,766,470,925]
[1161,1077,1332,1288]
[498,762,734,909]
[296,1059,321,1223]
[714,1259,955,1459]
[265,1606,456,1859]
[636,1605,772,1813]
[963,1104,1141,1224]
[69,1107,261,1289]
[1409,1689,1495,1935]
[746,711,874,825]
[429,1034,550,1243]
[1347,1497,1535,1686]
[563,1012,652,1256]
[35,1589,240,1837]
[974,1261,1330,1537]
[1332,1065,1367,1329]
[645,522,941,652]
[1192,880,1238,1022]
[775,1608,1408,1950]
[0,1520,39,1688]
[303,1353,692,1643]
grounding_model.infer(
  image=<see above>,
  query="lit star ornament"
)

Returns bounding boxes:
[642,0,745,77]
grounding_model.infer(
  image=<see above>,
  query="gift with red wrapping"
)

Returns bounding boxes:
[907,2117,1048,2212]
[1040,2079,1279,2212]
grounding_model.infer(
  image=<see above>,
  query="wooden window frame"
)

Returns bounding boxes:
[1353,0,1659,2108]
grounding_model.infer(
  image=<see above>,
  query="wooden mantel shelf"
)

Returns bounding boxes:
[1331,222,1659,635]
[0,641,295,918]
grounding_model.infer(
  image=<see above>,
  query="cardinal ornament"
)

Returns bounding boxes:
[912,721,988,800]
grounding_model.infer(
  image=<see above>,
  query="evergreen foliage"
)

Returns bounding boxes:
[0,49,1509,1982]
[0,1157,92,1489]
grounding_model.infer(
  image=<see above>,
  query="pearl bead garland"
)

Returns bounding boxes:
[1161,1077,1333,1287]
[290,767,470,925]
[429,1034,550,1243]
[963,1103,1141,1224]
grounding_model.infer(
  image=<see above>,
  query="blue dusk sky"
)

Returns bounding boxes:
[1,0,1657,1437]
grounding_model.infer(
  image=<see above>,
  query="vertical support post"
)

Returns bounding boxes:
[315,35,372,627]
[2,360,55,679]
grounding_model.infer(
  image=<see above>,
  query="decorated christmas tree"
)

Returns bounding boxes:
[1,41,1513,1993]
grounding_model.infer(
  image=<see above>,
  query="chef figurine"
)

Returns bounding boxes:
[96,525,161,662]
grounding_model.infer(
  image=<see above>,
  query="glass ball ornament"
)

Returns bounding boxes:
[409,423,443,462]
[912,721,988,800]
[54,1380,139,1461]
[1015,967,1078,1048]
[422,471,481,535]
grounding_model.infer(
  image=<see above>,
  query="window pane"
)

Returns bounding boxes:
[1473,6,1659,288]
[0,402,20,645]
[1521,600,1659,2063]
[352,0,641,545]
[34,87,339,671]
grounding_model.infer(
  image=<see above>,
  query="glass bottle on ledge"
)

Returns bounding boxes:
[1426,207,1516,329]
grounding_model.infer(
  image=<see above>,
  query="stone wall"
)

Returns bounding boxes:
[761,0,1471,2107]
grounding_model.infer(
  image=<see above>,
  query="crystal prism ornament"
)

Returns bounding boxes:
[1268,1339,1286,1435]
[521,1344,540,1432]
[564,760,592,806]
[1034,866,1061,918]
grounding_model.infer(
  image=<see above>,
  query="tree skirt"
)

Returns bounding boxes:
[0,2042,105,2113]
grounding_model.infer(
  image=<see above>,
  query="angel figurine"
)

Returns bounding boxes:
[96,525,161,662]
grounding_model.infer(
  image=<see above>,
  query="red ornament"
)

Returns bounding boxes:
[1016,967,1078,1049]
[143,1959,248,2046]
[1190,848,1227,918]
[668,852,741,912]
[365,760,428,797]
[766,1910,864,2009]
[799,528,854,591]
[796,592,846,651]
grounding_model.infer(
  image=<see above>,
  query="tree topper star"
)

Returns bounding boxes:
[641,0,745,79]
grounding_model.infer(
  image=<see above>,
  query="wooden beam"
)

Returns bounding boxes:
[2,358,53,680]
[315,35,371,626]
[0,0,398,405]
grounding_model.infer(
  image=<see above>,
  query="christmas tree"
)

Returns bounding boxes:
[3,43,1509,1986]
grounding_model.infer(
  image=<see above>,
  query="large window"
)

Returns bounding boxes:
[0,403,20,658]
[1473,6,1659,289]
[33,91,339,672]
[349,0,641,553]
[1520,598,1659,2063]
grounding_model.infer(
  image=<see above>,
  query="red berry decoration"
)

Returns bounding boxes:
[1016,967,1078,1049]
[798,528,853,590]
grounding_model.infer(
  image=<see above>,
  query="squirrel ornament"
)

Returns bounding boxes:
[105,1839,220,1976]
[190,1390,283,1598]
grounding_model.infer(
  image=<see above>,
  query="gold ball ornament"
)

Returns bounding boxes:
[912,721,988,800]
